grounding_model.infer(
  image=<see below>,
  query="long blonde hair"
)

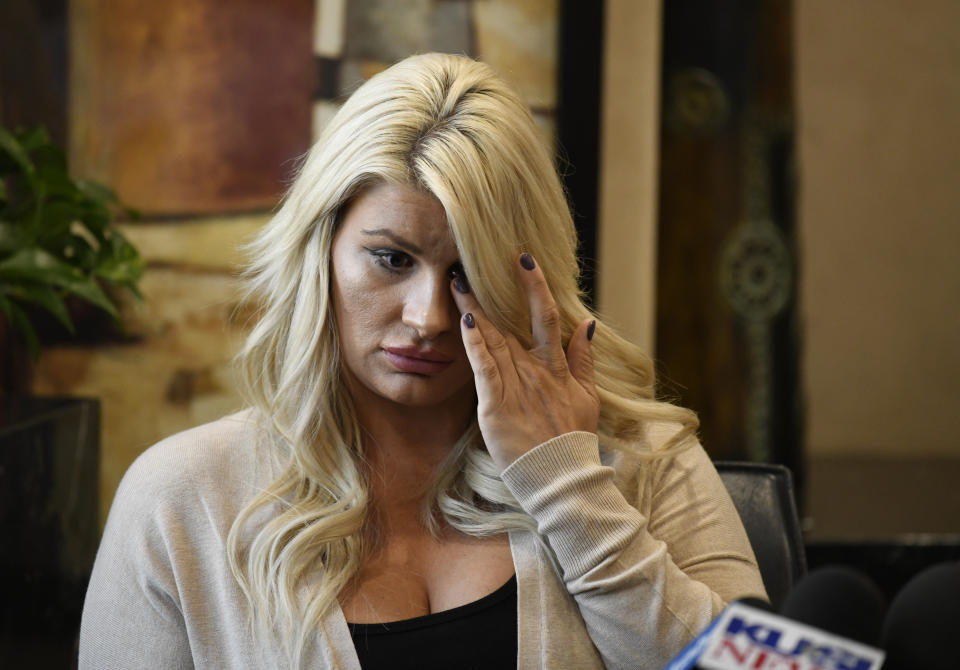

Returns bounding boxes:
[228,52,698,664]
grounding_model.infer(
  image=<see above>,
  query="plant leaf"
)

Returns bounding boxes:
[37,199,78,235]
[0,126,36,178]
[33,144,73,197]
[14,126,52,153]
[73,198,111,233]
[0,221,18,255]
[3,282,75,332]
[75,178,119,204]
[96,257,145,286]
[0,292,40,359]
[0,246,82,280]
[0,247,119,318]
[95,233,145,286]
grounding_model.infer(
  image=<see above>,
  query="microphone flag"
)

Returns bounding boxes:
[681,602,885,670]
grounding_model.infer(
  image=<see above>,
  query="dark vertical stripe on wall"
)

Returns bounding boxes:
[656,0,802,491]
[557,0,605,307]
[0,0,69,147]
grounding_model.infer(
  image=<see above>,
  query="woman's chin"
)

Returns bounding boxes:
[379,379,473,409]
[340,358,475,413]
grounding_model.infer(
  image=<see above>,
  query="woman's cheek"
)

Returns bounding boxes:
[336,271,396,334]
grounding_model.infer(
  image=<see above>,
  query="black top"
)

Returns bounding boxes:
[347,575,518,669]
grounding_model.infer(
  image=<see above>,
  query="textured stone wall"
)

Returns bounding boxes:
[32,0,560,526]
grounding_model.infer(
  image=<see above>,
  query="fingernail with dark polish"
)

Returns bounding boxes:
[463,313,476,328]
[520,253,535,271]
[587,320,597,341]
[453,275,470,294]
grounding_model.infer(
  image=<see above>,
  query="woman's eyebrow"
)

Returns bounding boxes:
[360,228,423,255]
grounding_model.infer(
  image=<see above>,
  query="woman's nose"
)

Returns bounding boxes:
[402,272,456,340]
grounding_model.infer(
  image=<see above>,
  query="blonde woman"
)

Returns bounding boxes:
[80,53,766,669]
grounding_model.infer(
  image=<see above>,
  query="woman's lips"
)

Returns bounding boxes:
[382,347,453,375]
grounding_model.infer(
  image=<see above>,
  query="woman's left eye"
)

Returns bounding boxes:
[369,249,413,272]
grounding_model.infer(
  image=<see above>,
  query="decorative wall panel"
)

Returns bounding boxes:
[69,0,314,216]
[656,0,802,487]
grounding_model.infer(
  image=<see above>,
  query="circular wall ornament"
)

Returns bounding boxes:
[665,67,730,135]
[720,220,792,321]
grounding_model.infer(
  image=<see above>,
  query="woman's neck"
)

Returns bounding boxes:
[348,385,476,502]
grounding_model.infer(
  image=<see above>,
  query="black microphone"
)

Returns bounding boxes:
[880,561,960,670]
[780,565,887,646]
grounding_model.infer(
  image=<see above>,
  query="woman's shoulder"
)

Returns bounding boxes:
[114,409,274,514]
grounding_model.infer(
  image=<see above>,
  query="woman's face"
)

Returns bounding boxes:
[330,181,474,411]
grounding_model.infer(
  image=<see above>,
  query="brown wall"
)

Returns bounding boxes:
[794,0,960,537]
[796,0,960,460]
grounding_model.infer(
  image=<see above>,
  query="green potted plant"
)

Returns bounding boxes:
[0,124,144,662]
[0,124,144,392]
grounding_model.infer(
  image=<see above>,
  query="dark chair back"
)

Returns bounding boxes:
[715,461,807,610]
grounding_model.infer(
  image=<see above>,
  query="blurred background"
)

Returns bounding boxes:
[1,0,958,666]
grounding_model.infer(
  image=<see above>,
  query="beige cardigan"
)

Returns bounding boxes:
[79,412,766,669]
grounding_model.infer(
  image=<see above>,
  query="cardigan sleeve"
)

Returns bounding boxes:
[79,449,195,670]
[500,431,767,670]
